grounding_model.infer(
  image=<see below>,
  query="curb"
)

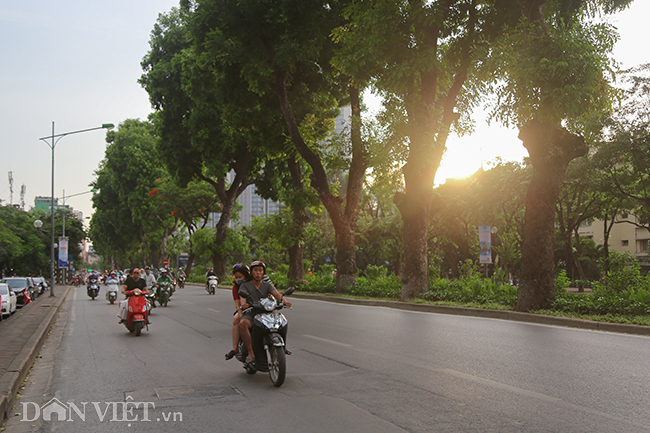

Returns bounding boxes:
[0,286,72,420]
[292,293,650,337]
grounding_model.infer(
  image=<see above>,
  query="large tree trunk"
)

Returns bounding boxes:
[395,180,433,299]
[517,119,587,311]
[185,252,196,277]
[274,74,367,292]
[287,243,304,283]
[334,220,357,291]
[201,148,253,282]
[213,199,234,280]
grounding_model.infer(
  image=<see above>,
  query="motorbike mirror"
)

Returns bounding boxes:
[283,287,295,297]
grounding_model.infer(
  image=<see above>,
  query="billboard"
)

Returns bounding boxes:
[58,237,69,268]
[479,226,492,264]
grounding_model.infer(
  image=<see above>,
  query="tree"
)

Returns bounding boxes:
[90,119,175,267]
[593,64,650,265]
[0,206,50,276]
[140,6,288,279]
[556,156,606,280]
[489,0,631,311]
[148,178,220,276]
[190,0,369,291]
[334,1,527,299]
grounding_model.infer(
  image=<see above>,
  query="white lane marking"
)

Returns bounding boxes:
[303,334,352,347]
[207,308,220,313]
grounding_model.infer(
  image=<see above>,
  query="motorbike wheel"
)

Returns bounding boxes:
[268,346,286,387]
[163,298,168,307]
[91,294,96,300]
[109,298,115,305]
[134,321,142,336]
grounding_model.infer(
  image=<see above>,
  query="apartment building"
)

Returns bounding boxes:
[578,213,650,268]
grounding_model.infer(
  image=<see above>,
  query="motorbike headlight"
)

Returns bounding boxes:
[134,289,141,296]
[256,312,284,330]
[260,297,277,312]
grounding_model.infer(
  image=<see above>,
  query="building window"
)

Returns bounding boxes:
[622,240,629,246]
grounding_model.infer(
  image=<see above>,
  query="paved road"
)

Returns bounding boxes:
[4,284,650,432]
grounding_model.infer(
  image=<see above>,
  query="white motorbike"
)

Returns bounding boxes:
[206,275,218,295]
[105,282,120,304]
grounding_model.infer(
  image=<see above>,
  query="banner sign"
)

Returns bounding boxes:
[58,237,69,268]
[479,226,492,264]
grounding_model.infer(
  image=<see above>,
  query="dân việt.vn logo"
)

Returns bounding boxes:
[20,396,182,424]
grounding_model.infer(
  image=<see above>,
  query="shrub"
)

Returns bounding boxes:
[555,269,570,291]
[348,274,401,299]
[422,276,517,308]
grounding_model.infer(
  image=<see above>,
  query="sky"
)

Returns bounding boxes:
[0,1,648,224]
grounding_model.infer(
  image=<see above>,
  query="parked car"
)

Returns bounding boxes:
[1,278,32,308]
[32,276,49,296]
[0,283,17,320]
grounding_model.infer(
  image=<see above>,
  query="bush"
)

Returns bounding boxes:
[422,275,517,308]
[555,269,570,291]
[188,265,207,284]
[348,274,400,299]
[601,251,644,292]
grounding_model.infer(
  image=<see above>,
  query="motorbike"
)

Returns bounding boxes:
[235,287,294,387]
[72,276,80,287]
[177,275,185,289]
[157,281,172,307]
[87,282,99,300]
[144,290,156,310]
[123,288,149,336]
[206,275,218,295]
[105,282,119,304]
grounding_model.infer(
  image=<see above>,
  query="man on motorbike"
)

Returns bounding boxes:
[143,266,156,289]
[119,268,149,324]
[106,272,119,284]
[238,261,292,365]
[205,267,217,291]
[87,272,100,296]
[156,268,174,301]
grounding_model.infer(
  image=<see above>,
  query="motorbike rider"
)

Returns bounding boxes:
[205,267,218,291]
[225,264,251,360]
[238,261,292,365]
[87,272,100,295]
[156,268,174,301]
[118,268,149,324]
[105,272,119,284]
[143,266,156,290]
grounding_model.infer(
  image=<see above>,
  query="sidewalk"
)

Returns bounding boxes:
[0,286,71,420]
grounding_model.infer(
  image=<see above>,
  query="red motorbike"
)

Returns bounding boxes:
[72,276,80,287]
[123,289,149,336]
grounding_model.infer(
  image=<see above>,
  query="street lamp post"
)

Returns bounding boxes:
[40,122,114,297]
[61,188,98,237]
